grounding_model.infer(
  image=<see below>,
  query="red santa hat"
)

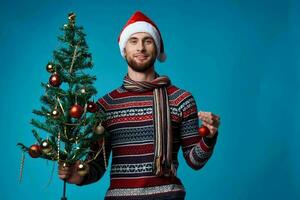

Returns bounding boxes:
[118,11,167,62]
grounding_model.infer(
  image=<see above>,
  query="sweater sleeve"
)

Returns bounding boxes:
[179,92,218,170]
[77,99,112,186]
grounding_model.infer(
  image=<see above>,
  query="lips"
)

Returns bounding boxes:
[134,54,148,61]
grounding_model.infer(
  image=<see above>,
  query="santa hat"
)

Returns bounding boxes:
[118,11,167,62]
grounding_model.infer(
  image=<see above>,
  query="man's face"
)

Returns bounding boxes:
[124,32,157,73]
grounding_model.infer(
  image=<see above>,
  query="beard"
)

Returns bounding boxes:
[125,54,156,73]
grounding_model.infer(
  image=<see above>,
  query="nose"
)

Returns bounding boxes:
[136,40,145,52]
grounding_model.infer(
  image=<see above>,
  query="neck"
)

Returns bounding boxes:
[127,66,156,82]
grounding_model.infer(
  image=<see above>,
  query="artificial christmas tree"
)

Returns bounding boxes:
[17,12,107,200]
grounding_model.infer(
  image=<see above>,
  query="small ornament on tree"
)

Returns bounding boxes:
[80,88,86,94]
[69,103,84,119]
[68,12,76,23]
[51,108,60,119]
[87,101,98,113]
[49,72,62,87]
[46,63,55,73]
[77,162,90,176]
[94,123,105,135]
[198,125,210,137]
[41,139,52,154]
[28,144,41,158]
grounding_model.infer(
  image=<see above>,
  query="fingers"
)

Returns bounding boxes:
[198,111,221,128]
[198,111,220,120]
[198,112,213,124]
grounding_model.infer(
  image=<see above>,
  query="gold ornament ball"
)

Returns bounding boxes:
[77,162,89,176]
[46,63,55,73]
[80,88,86,94]
[41,140,52,154]
[51,108,60,119]
[94,124,105,135]
[68,12,76,21]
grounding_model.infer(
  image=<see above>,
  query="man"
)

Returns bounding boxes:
[59,11,220,200]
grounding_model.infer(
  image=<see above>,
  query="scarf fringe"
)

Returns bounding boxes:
[155,157,163,176]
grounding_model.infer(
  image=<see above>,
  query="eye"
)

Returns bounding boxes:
[145,39,153,44]
[129,39,137,44]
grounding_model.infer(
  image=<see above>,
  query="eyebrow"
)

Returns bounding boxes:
[129,36,154,41]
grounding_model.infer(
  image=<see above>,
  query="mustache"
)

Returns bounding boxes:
[134,53,149,57]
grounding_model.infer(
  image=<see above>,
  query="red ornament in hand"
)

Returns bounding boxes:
[28,144,41,158]
[70,104,84,118]
[49,73,62,87]
[87,101,98,113]
[198,125,210,137]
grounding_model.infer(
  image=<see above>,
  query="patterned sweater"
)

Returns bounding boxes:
[78,84,218,200]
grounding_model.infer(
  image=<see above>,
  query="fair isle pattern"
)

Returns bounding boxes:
[105,184,185,197]
[106,108,153,119]
[80,84,217,199]
[110,126,154,145]
[111,162,153,174]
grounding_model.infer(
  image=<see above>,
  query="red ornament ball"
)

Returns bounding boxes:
[87,102,98,113]
[198,125,210,137]
[28,144,41,158]
[70,104,84,118]
[49,73,62,87]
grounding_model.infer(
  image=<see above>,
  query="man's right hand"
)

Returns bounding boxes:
[58,161,84,184]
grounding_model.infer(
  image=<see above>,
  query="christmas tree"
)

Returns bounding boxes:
[17,12,107,199]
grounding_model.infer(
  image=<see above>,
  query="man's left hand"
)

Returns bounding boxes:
[198,111,221,138]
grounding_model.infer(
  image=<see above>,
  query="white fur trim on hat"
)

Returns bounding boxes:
[118,21,162,61]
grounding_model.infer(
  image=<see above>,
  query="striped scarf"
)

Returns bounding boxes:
[123,73,175,177]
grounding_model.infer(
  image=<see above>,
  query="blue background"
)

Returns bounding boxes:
[1,0,299,199]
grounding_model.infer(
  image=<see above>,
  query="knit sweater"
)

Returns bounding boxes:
[79,84,218,200]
